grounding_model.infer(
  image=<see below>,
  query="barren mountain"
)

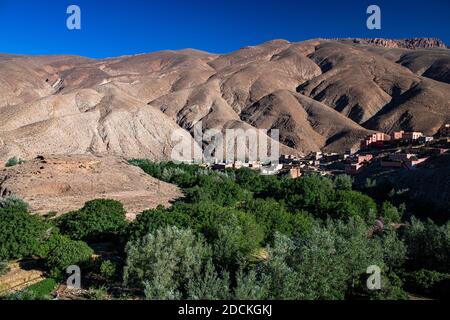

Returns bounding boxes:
[0,38,449,163]
[0,155,181,219]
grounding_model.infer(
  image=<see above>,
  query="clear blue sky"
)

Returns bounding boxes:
[0,0,449,58]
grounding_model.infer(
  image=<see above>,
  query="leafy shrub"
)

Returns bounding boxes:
[3,279,57,300]
[0,204,48,260]
[234,231,348,300]
[402,218,450,273]
[124,226,228,300]
[24,278,58,299]
[37,233,68,259]
[369,272,409,300]
[5,156,24,167]
[333,190,377,223]
[127,206,191,241]
[123,160,422,300]
[0,195,29,211]
[85,286,110,300]
[0,260,10,276]
[129,201,264,269]
[46,237,93,273]
[57,199,127,241]
[334,174,354,191]
[239,199,293,243]
[211,210,264,269]
[380,202,402,224]
[403,270,450,298]
[289,211,315,240]
[100,260,118,280]
[282,175,336,217]
[233,218,407,300]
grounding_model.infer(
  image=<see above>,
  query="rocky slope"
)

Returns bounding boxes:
[0,38,449,162]
[0,155,181,219]
[337,38,448,49]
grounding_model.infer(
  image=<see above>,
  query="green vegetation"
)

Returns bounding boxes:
[1,160,448,300]
[3,279,58,300]
[23,278,58,299]
[56,199,127,241]
[100,260,118,281]
[403,270,450,299]
[45,236,93,274]
[123,160,449,300]
[85,286,110,300]
[0,260,10,276]
[0,200,48,261]
[124,226,228,300]
[402,218,450,272]
[5,156,24,167]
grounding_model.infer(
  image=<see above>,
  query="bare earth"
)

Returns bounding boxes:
[0,38,449,163]
[0,155,181,219]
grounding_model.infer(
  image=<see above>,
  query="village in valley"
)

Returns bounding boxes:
[206,123,450,179]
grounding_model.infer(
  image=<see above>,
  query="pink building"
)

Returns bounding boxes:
[360,133,390,150]
[402,132,423,142]
[344,154,373,174]
[391,131,405,140]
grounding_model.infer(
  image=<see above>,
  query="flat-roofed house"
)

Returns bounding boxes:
[402,132,424,142]
[380,153,428,169]
[360,133,391,150]
[391,131,405,140]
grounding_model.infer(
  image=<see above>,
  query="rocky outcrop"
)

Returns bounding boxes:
[339,38,447,49]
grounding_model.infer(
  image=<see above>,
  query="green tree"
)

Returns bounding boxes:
[234,269,269,300]
[240,199,293,243]
[57,199,127,241]
[380,202,402,224]
[124,226,224,300]
[334,174,354,191]
[283,175,336,217]
[333,190,377,223]
[403,269,450,298]
[100,260,118,281]
[402,218,450,272]
[0,204,48,260]
[45,236,93,272]
[127,206,191,241]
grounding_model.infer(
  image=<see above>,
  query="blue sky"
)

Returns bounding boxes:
[0,0,449,58]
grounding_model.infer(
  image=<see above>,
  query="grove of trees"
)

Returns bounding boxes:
[1,160,449,300]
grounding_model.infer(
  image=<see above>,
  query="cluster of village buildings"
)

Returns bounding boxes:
[346,124,450,174]
[205,124,450,178]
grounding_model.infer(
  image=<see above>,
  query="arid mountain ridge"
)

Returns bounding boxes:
[0,37,449,164]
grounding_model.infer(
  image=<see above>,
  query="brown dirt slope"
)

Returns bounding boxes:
[0,155,181,219]
[0,38,449,160]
